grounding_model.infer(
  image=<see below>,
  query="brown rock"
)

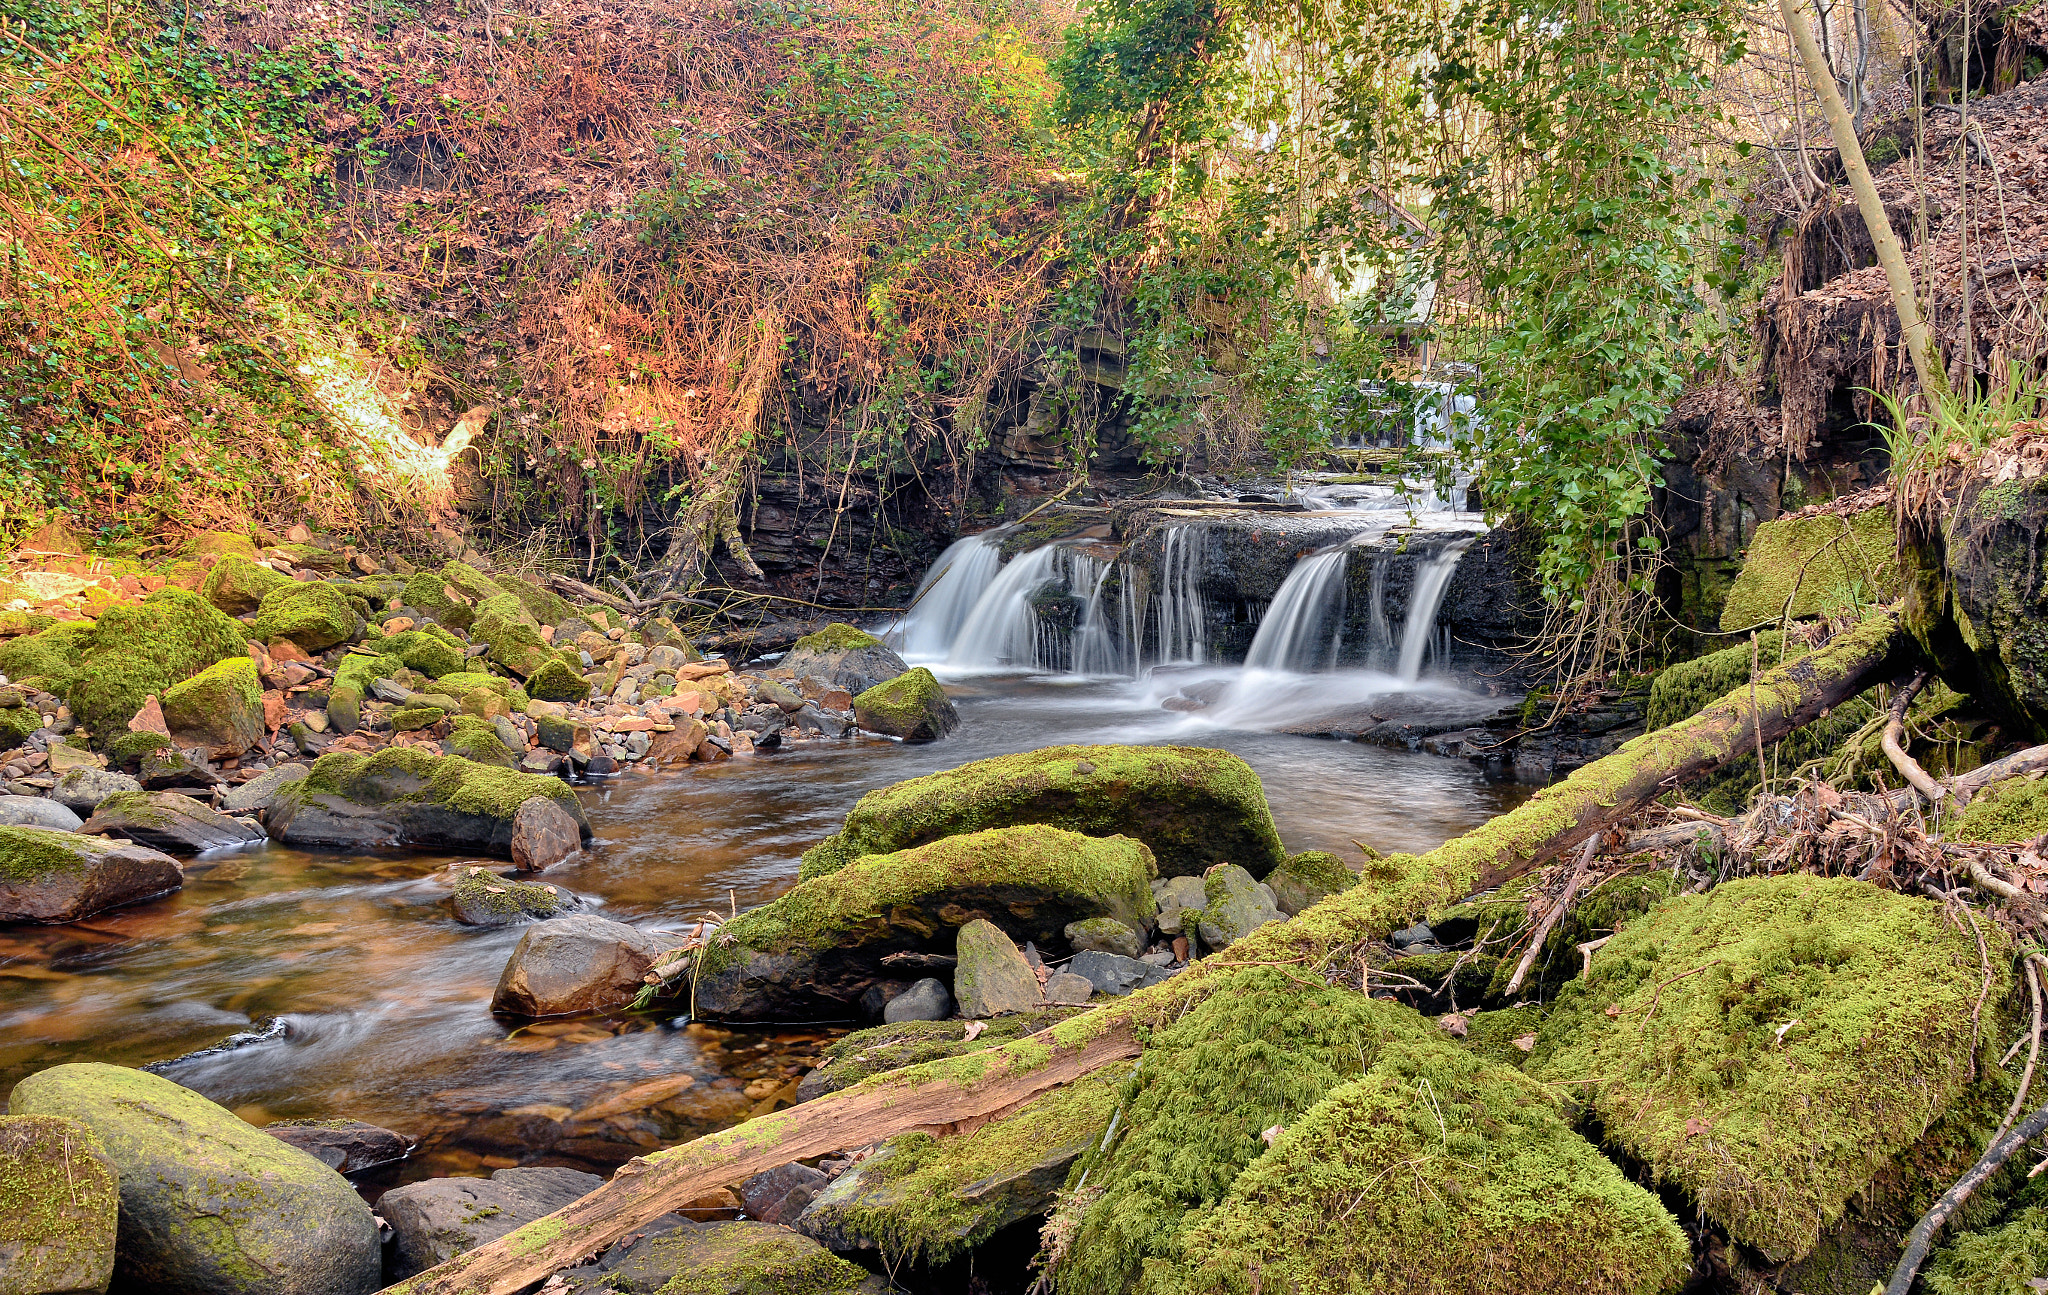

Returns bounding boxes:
[646,719,709,765]
[46,742,102,773]
[267,640,313,665]
[695,737,731,763]
[819,689,853,711]
[509,796,583,872]
[382,616,416,635]
[263,1119,410,1174]
[0,827,184,922]
[128,695,172,737]
[262,691,290,732]
[489,914,664,1016]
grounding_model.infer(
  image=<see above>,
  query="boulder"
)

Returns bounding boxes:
[740,1162,830,1226]
[794,1010,1084,1102]
[1529,875,2013,1265]
[693,825,1156,1021]
[444,717,519,769]
[509,795,583,870]
[266,747,590,857]
[1263,848,1359,916]
[379,628,465,679]
[1196,864,1284,951]
[252,581,359,652]
[263,1119,409,1174]
[159,657,265,758]
[472,594,561,678]
[199,554,290,615]
[80,790,264,854]
[62,589,250,747]
[1043,970,1094,1005]
[796,1071,1117,1266]
[379,1165,601,1278]
[952,919,1040,1017]
[1064,915,1142,958]
[1067,949,1167,997]
[450,868,580,927]
[490,913,665,1016]
[755,678,806,712]
[852,666,959,741]
[0,796,83,831]
[780,623,909,695]
[45,740,100,773]
[0,1113,119,1295]
[136,745,214,790]
[799,744,1286,881]
[221,762,309,815]
[525,657,589,702]
[1721,505,1903,633]
[552,1217,889,1294]
[0,621,94,694]
[1151,873,1206,934]
[6,1063,379,1295]
[0,826,183,923]
[882,977,953,1023]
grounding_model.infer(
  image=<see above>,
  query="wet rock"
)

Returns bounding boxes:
[137,746,213,790]
[0,796,82,831]
[1064,915,1143,958]
[263,1119,410,1174]
[80,790,264,854]
[1151,873,1206,934]
[852,666,957,742]
[953,919,1040,1017]
[380,1165,602,1279]
[199,554,291,615]
[882,977,953,1023]
[0,826,183,923]
[48,767,139,814]
[1069,949,1169,996]
[159,657,264,758]
[252,581,360,652]
[740,1162,830,1225]
[1196,864,1284,952]
[221,761,309,814]
[7,1063,379,1295]
[1390,922,1434,948]
[525,657,589,703]
[0,1113,119,1295]
[1264,849,1359,916]
[267,747,590,857]
[1044,970,1094,1004]
[800,743,1285,881]
[451,868,580,926]
[780,623,909,695]
[554,1217,890,1294]
[694,826,1155,1021]
[756,678,806,712]
[491,913,665,1016]
[510,795,583,871]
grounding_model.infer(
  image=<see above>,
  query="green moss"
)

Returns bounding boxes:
[1462,1005,1546,1067]
[851,666,953,738]
[1720,507,1902,632]
[251,582,359,651]
[793,622,883,652]
[0,611,57,637]
[1646,633,1799,730]
[67,589,251,746]
[0,621,93,692]
[803,1010,1086,1096]
[799,744,1286,881]
[391,705,446,731]
[525,657,589,702]
[0,1113,118,1293]
[180,531,259,562]
[0,825,95,882]
[0,705,39,751]
[106,730,173,766]
[1528,875,2014,1263]
[632,1221,879,1295]
[1927,1207,2048,1295]
[335,651,402,692]
[1953,776,2048,843]
[486,570,575,627]
[472,594,561,678]
[401,569,476,630]
[1158,1041,1690,1295]
[445,720,518,768]
[199,555,291,615]
[380,629,465,679]
[451,870,566,917]
[294,745,580,820]
[1056,967,1442,1292]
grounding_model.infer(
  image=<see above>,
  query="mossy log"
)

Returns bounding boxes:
[386,610,1911,1295]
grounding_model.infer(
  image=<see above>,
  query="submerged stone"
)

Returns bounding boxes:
[0,1113,119,1295]
[80,790,264,854]
[380,1165,600,1278]
[490,913,665,1016]
[0,825,183,923]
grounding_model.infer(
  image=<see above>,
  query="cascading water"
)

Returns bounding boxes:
[1243,548,1351,672]
[1395,538,1473,681]
[1154,525,1210,665]
[884,532,1005,662]
[1072,561,1140,677]
[945,545,1065,671]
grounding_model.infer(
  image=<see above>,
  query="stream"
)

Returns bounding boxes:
[0,671,1526,1189]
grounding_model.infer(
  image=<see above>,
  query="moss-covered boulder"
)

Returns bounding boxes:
[0,1112,119,1294]
[267,746,590,856]
[0,621,94,693]
[1154,1041,1689,1295]
[64,589,250,747]
[487,569,576,627]
[199,554,291,615]
[437,671,528,709]
[1720,506,1902,631]
[794,1009,1086,1101]
[1263,848,1359,916]
[7,1063,379,1295]
[783,622,909,695]
[472,593,562,678]
[159,656,263,757]
[553,1218,890,1295]
[0,694,39,752]
[252,581,359,651]
[0,824,183,923]
[400,568,476,630]
[696,825,1156,1021]
[450,867,579,926]
[525,656,589,702]
[380,628,465,678]
[853,666,958,741]
[1529,875,2013,1265]
[445,715,519,768]
[799,744,1286,881]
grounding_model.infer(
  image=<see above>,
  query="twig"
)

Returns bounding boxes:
[1884,1096,2048,1294]
[1992,956,2043,1149]
[1882,671,1946,804]
[1577,935,1612,980]
[1504,834,1600,997]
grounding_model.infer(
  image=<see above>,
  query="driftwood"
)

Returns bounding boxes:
[1952,743,2048,804]
[387,611,1910,1295]
[1503,832,1600,997]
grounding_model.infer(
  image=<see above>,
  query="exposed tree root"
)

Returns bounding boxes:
[1883,670,1948,803]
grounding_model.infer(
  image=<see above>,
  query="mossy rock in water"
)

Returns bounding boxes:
[1953,776,2048,842]
[799,743,1286,881]
[0,621,94,694]
[525,657,589,703]
[1156,1040,1689,1295]
[199,553,292,615]
[160,655,264,757]
[1926,1205,2048,1295]
[555,1218,889,1295]
[1528,874,2015,1264]
[1055,966,1441,1292]
[796,1008,1087,1101]
[252,581,359,651]
[797,1068,1118,1266]
[7,1062,380,1295]
[784,622,908,695]
[67,589,250,747]
[268,745,589,857]
[695,825,1157,1021]
[853,666,958,741]
[1720,506,1902,632]
[0,1113,120,1294]
[379,628,465,678]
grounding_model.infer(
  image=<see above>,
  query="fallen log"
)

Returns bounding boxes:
[385,610,1911,1295]
[1951,742,2048,804]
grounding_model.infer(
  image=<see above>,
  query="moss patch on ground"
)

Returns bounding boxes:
[1720,506,1903,631]
[1927,1207,2048,1295]
[799,744,1285,881]
[1528,875,2013,1263]
[1953,776,2048,843]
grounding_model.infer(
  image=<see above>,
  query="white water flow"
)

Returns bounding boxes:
[945,544,1065,671]
[1395,539,1474,682]
[1243,549,1350,672]
[1071,560,1138,677]
[885,533,1006,662]
[1154,525,1209,664]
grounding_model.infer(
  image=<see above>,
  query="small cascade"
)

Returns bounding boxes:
[1153,525,1210,665]
[1366,553,1394,668]
[1395,538,1473,682]
[1072,561,1140,677]
[945,545,1064,670]
[885,532,1005,662]
[1243,548,1350,672]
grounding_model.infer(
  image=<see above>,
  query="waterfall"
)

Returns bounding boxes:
[945,545,1064,670]
[1243,549,1350,672]
[1395,539,1473,682]
[885,532,1005,662]
[1366,553,1393,669]
[1153,525,1209,665]
[1072,561,1138,677]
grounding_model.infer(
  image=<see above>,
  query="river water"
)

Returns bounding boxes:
[0,672,1525,1186]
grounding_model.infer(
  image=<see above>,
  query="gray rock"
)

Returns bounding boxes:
[7,1063,379,1295]
[1043,971,1094,1005]
[491,714,525,752]
[0,796,83,831]
[80,790,266,854]
[554,1217,889,1294]
[1196,864,1284,952]
[222,762,309,815]
[755,679,806,713]
[952,919,1041,1018]
[1064,915,1143,958]
[882,977,953,1023]
[48,768,140,814]
[137,747,215,791]
[1391,922,1434,948]
[0,827,183,924]
[369,678,413,704]
[780,630,909,696]
[380,1165,601,1278]
[1152,874,1206,934]
[450,868,581,927]
[509,795,583,871]
[740,1162,830,1225]
[0,1113,119,1295]
[1069,950,1168,996]
[264,1119,410,1174]
[490,914,665,1017]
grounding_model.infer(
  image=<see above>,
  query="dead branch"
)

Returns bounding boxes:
[1883,670,1947,803]
[1504,833,1600,997]
[1885,1095,2048,1293]
[1951,743,2048,804]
